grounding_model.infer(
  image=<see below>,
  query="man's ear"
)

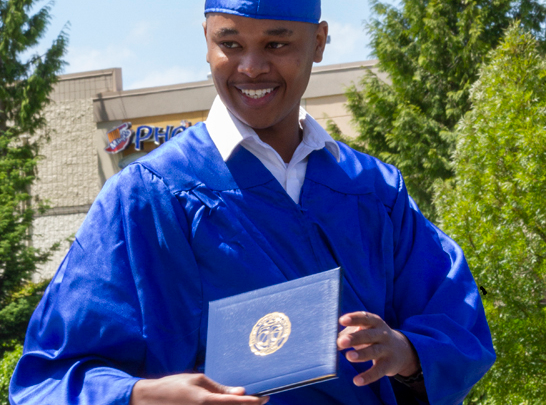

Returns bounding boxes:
[313,21,329,63]
[203,20,210,64]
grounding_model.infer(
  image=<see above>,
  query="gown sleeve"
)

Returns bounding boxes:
[9,163,203,405]
[388,170,496,405]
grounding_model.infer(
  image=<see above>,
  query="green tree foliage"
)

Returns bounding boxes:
[0,0,68,379]
[0,343,21,405]
[0,280,48,348]
[435,25,546,404]
[342,0,546,219]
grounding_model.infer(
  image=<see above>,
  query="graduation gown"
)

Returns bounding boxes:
[10,123,495,405]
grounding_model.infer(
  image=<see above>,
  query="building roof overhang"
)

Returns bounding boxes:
[90,60,383,124]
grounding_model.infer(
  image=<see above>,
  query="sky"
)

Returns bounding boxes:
[30,0,375,91]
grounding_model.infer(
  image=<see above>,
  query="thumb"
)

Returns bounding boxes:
[198,375,246,395]
[225,386,246,395]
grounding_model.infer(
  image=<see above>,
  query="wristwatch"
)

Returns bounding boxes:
[394,367,424,386]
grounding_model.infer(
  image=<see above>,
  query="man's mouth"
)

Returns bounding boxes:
[237,87,276,99]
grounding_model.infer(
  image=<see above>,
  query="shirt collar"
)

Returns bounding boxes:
[205,96,341,163]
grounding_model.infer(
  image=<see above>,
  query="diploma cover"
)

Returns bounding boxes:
[205,267,342,396]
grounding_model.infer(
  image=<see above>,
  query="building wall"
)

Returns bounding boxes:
[31,69,121,280]
[31,99,98,279]
[32,213,88,281]
[126,110,210,129]
[49,69,122,102]
[32,98,99,208]
[304,95,354,137]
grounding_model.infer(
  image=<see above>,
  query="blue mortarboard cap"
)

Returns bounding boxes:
[204,0,321,24]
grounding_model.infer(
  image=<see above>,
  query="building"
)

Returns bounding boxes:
[32,60,384,279]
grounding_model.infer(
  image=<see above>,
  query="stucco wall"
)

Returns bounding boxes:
[304,94,356,138]
[32,98,100,208]
[31,213,87,281]
[30,69,117,280]
[31,97,99,280]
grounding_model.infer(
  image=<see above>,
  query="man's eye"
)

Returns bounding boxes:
[221,42,241,49]
[268,42,287,49]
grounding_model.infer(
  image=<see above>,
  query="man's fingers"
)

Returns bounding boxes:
[339,311,383,328]
[195,375,269,404]
[352,362,388,387]
[337,312,383,350]
[204,393,269,405]
[345,343,383,363]
[338,325,360,337]
[338,327,386,350]
[193,374,245,395]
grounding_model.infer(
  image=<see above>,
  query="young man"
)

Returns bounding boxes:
[10,1,495,404]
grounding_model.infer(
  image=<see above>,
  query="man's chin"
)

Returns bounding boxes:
[239,118,277,132]
[228,108,279,131]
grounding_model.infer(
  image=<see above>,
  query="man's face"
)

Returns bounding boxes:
[204,14,328,132]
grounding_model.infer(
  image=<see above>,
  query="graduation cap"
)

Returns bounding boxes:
[204,0,321,24]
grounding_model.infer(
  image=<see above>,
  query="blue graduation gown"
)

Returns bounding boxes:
[10,123,495,405]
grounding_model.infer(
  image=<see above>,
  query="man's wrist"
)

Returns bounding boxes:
[130,379,154,405]
[392,333,428,402]
[394,330,420,377]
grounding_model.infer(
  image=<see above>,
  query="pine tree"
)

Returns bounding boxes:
[435,25,546,403]
[341,0,546,220]
[0,343,21,404]
[0,0,67,359]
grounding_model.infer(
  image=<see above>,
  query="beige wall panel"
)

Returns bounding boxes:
[32,213,87,281]
[51,69,122,102]
[32,99,101,208]
[305,95,348,119]
[94,81,217,122]
[315,116,356,139]
[125,110,209,128]
[303,62,375,99]
[305,95,357,138]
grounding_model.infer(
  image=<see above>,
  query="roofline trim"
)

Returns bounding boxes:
[92,60,377,102]
[93,80,215,102]
[58,68,121,81]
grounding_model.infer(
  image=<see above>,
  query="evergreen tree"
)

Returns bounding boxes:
[0,344,21,405]
[0,0,67,359]
[341,0,546,219]
[435,25,546,403]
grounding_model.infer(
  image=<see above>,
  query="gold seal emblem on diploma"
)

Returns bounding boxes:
[249,312,292,356]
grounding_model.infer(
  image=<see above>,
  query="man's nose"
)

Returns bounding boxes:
[237,51,271,78]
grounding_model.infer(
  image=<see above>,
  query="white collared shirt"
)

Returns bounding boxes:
[205,97,341,203]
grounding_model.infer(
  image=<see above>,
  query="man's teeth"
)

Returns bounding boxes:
[240,88,274,99]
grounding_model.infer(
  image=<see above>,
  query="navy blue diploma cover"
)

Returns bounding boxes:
[205,268,342,396]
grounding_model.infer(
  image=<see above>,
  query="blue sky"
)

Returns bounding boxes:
[34,0,374,90]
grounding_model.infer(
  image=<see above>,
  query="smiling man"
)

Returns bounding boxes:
[10,1,495,405]
[204,12,321,164]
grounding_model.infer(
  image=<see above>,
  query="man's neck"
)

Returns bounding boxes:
[253,110,303,164]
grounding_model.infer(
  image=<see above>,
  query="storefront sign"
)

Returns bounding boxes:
[105,121,191,154]
[105,123,133,154]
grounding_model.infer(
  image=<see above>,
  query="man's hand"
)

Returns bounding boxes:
[338,311,420,387]
[130,373,269,405]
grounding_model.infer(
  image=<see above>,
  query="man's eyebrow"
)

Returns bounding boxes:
[214,28,239,37]
[264,28,294,37]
